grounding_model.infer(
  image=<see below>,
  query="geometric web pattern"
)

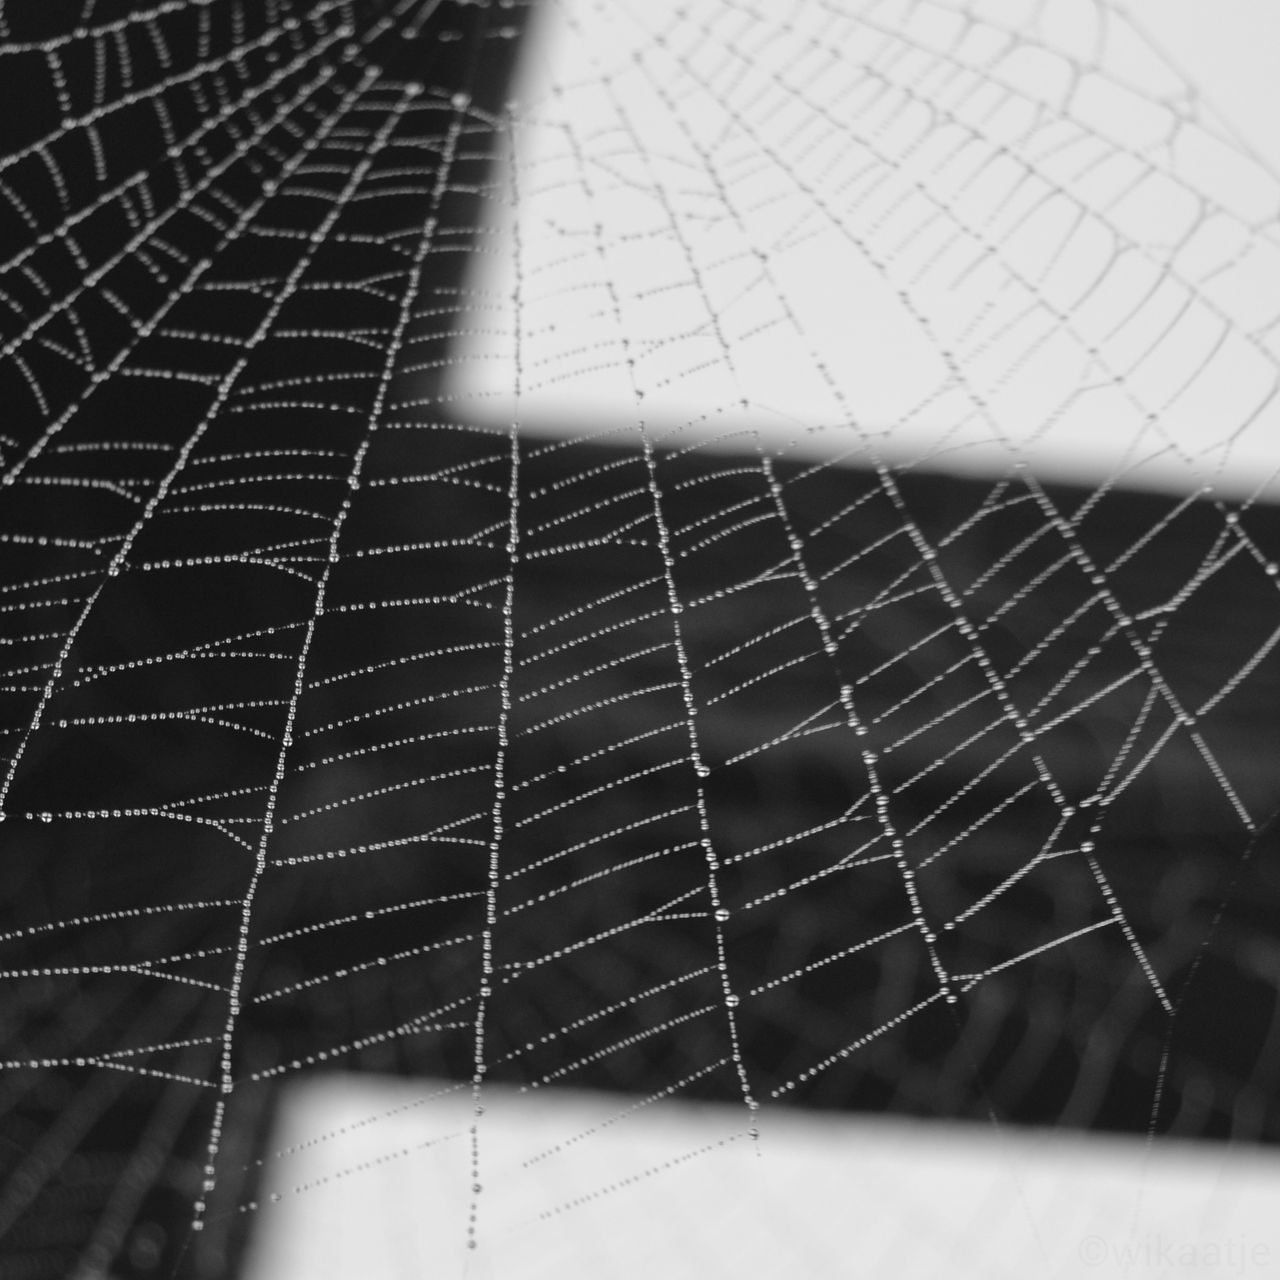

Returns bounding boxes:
[1,2,1279,1277]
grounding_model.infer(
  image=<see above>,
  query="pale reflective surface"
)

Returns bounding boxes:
[447,1,1280,501]
[246,1073,1280,1280]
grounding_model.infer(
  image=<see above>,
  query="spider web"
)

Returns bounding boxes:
[1,1,1279,1276]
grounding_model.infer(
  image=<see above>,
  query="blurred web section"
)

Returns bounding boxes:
[446,0,1280,500]
[245,1074,1280,1280]
[1133,0,1280,173]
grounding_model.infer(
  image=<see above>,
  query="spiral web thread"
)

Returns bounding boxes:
[1,1,1279,1276]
